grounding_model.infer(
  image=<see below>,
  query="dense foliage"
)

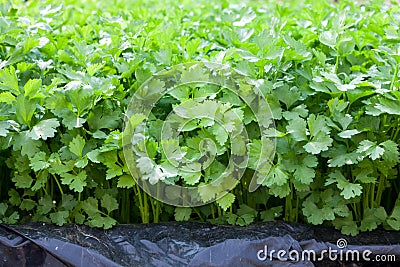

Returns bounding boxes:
[0,0,400,235]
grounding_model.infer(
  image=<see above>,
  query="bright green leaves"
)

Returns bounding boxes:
[286,114,333,154]
[303,197,334,225]
[264,165,288,187]
[326,171,362,200]
[23,79,44,99]
[28,118,60,140]
[283,35,311,60]
[15,95,36,127]
[357,140,385,160]
[360,207,387,232]
[29,151,50,171]
[82,197,117,229]
[286,117,307,141]
[61,171,87,193]
[0,66,19,94]
[319,31,338,48]
[216,193,236,211]
[293,155,318,185]
[69,135,86,158]
[303,189,350,226]
[303,115,333,154]
[12,131,41,158]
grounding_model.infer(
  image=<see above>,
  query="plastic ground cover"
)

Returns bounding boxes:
[0,221,399,266]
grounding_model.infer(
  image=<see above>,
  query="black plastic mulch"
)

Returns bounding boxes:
[0,221,399,267]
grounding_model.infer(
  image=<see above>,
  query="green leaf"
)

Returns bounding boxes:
[338,129,360,139]
[29,151,49,171]
[319,31,338,47]
[198,182,223,202]
[12,173,33,188]
[360,207,387,231]
[0,92,16,104]
[286,118,307,141]
[216,193,235,212]
[355,169,376,184]
[82,197,99,217]
[303,115,333,154]
[328,151,361,167]
[23,79,42,99]
[327,171,363,199]
[294,165,315,185]
[101,194,119,214]
[260,206,283,222]
[303,200,334,225]
[117,175,135,188]
[50,211,70,226]
[387,205,400,230]
[69,135,86,158]
[0,66,19,94]
[339,182,362,200]
[211,124,229,146]
[375,98,400,115]
[275,85,301,109]
[61,171,87,193]
[381,140,399,163]
[20,199,36,211]
[9,189,21,206]
[3,212,19,224]
[333,216,359,236]
[303,133,333,154]
[174,207,192,221]
[263,165,288,187]
[0,203,8,217]
[28,118,60,140]
[357,140,384,160]
[88,214,117,229]
[15,95,36,126]
[37,196,55,215]
[61,194,78,211]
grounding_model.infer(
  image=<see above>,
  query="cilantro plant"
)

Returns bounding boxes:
[0,0,399,235]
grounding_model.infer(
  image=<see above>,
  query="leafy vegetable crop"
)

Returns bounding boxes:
[0,0,400,235]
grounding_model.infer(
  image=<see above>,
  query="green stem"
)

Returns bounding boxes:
[391,124,400,141]
[363,185,368,211]
[142,190,149,223]
[135,184,145,223]
[352,203,360,222]
[217,205,222,218]
[370,183,375,208]
[193,208,204,221]
[334,49,340,73]
[211,204,215,219]
[375,175,386,207]
[52,174,64,195]
[390,63,399,91]
[285,183,293,222]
